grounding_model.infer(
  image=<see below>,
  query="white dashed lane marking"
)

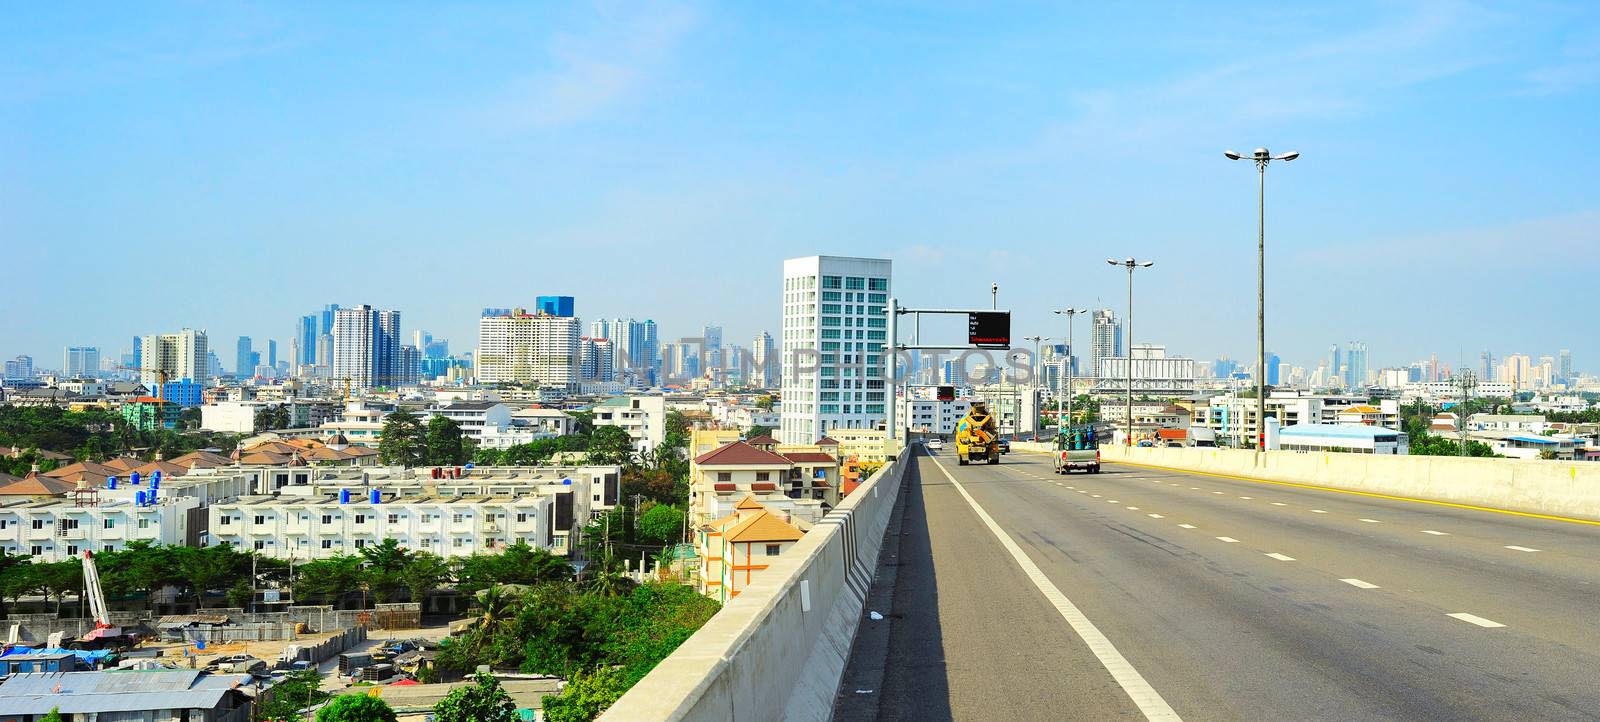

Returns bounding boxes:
[1447,613,1506,628]
[1178,524,1196,529]
[1216,537,1240,543]
[1265,553,1295,561]
[1505,545,1541,553]
[1359,519,1380,523]
[1148,514,1164,519]
[1421,530,1449,536]
[1340,578,1379,589]
[1310,509,1328,514]
[1239,496,1253,500]
[1271,502,1287,507]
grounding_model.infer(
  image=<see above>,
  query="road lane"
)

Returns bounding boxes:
[847,447,1600,721]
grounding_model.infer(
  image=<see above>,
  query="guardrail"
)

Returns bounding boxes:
[1049,443,1600,522]
[601,452,911,721]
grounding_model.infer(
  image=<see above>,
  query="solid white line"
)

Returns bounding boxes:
[1178,524,1196,529]
[1216,536,1240,543]
[929,455,1182,720]
[1340,578,1379,589]
[1447,612,1506,628]
[1504,545,1541,552]
[1421,530,1449,536]
[1265,553,1295,561]
[1359,519,1380,523]
[1148,513,1164,519]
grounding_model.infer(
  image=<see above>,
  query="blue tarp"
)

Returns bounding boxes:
[1,646,113,664]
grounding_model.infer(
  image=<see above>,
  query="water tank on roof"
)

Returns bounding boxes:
[339,489,351,504]
[135,491,146,506]
[130,472,141,485]
[562,478,571,486]
[370,489,381,505]
[152,470,162,484]
[107,477,117,490]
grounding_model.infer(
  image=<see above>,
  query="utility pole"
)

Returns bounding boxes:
[1054,309,1083,434]
[1226,147,1298,456]
[1458,370,1477,456]
[1024,336,1048,439]
[1108,259,1154,446]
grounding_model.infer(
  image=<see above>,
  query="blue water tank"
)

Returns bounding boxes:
[152,470,162,484]
[339,488,351,504]
[130,472,141,485]
[562,478,571,486]
[465,463,474,469]
[135,491,146,506]
[370,489,381,504]
[107,477,117,490]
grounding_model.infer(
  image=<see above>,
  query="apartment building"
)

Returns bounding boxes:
[779,255,892,444]
[209,492,558,559]
[0,495,199,561]
[477,309,581,388]
[592,394,668,454]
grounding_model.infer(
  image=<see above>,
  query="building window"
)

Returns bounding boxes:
[452,513,466,524]
[453,538,465,548]
[516,513,528,522]
[254,515,266,525]
[218,516,231,526]
[321,515,333,524]
[716,472,732,482]
[421,538,433,548]
[104,545,114,553]
[355,514,366,524]
[67,545,78,556]
[321,540,333,549]
[756,472,770,481]
[30,519,43,530]
[103,519,115,529]
[138,518,149,529]
[355,539,367,549]
[388,514,400,524]
[766,544,781,556]
[31,546,42,556]
[254,541,266,551]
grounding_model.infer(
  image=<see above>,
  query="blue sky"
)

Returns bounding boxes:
[3,1,1598,374]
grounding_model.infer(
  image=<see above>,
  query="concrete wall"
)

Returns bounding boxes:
[1055,443,1600,522]
[600,454,911,722]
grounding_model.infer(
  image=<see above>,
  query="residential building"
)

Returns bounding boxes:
[0,493,200,561]
[3,356,33,381]
[121,396,179,431]
[535,295,575,317]
[779,255,892,444]
[579,337,616,382]
[698,496,805,602]
[592,318,660,386]
[424,401,513,443]
[897,392,973,437]
[477,308,581,389]
[687,439,835,532]
[332,304,402,389]
[1468,414,1547,434]
[63,347,99,377]
[1090,309,1121,377]
[318,400,389,447]
[752,331,778,389]
[235,336,257,378]
[210,492,556,559]
[592,394,668,454]
[138,329,209,386]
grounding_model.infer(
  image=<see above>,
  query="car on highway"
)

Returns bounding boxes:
[996,437,1011,454]
[926,438,944,451]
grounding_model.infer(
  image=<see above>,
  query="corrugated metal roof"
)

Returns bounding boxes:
[0,670,247,714]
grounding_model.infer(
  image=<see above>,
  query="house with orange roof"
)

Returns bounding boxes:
[697,496,806,602]
[688,441,835,535]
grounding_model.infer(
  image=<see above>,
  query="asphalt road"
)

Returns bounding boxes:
[836,447,1600,721]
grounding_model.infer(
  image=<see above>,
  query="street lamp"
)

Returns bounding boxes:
[1052,308,1084,434]
[1108,258,1154,447]
[1225,147,1297,455]
[1024,335,1049,440]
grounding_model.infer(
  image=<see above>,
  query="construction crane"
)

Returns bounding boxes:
[72,550,140,651]
[115,365,172,401]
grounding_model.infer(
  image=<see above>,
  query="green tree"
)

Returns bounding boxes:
[456,541,571,594]
[425,416,468,466]
[636,505,685,547]
[41,708,64,722]
[227,580,254,610]
[254,667,327,722]
[295,555,365,608]
[567,410,595,437]
[586,426,634,466]
[400,552,452,604]
[359,538,413,603]
[433,671,518,722]
[378,409,425,467]
[174,545,247,609]
[315,694,397,722]
[754,395,774,411]
[541,666,630,722]
[744,424,773,439]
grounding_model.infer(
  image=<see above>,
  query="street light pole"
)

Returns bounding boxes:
[1024,335,1048,439]
[1226,147,1298,456]
[1052,309,1083,433]
[1108,259,1154,447]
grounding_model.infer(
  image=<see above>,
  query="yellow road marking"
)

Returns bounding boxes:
[1106,460,1600,528]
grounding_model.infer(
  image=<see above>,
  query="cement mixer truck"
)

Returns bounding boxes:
[954,403,1001,465]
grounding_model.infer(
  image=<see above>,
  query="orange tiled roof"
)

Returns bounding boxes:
[694,441,794,467]
[723,509,804,544]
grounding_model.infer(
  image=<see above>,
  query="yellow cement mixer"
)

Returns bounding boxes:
[954,403,1000,465]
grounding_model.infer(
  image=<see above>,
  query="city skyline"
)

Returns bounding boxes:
[5,3,1600,370]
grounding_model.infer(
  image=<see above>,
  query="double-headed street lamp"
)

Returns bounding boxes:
[1024,335,1049,439]
[1108,258,1154,447]
[1052,308,1085,434]
[1225,147,1297,455]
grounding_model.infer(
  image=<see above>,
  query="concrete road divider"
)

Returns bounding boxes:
[601,453,911,721]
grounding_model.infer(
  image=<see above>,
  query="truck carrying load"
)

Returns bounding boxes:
[954,403,1001,466]
[1054,424,1101,474]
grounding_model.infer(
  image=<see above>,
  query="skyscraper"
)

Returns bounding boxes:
[751,331,778,389]
[1345,342,1368,392]
[535,296,575,317]
[267,339,277,369]
[1090,309,1122,377]
[295,315,318,367]
[780,255,892,444]
[702,325,724,380]
[579,337,616,382]
[1481,350,1494,383]
[1263,352,1281,386]
[477,308,581,388]
[332,305,402,389]
[63,347,100,377]
[139,329,209,386]
[3,356,33,381]
[235,336,254,377]
[317,304,341,367]
[1559,349,1573,384]
[591,318,660,386]
[1326,345,1343,388]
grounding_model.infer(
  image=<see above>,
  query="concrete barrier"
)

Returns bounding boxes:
[1084,444,1600,522]
[601,453,911,721]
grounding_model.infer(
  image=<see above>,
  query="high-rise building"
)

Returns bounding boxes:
[477,308,581,388]
[702,325,724,379]
[139,329,209,386]
[1263,352,1281,386]
[591,318,660,386]
[400,344,421,386]
[1481,350,1494,383]
[63,347,100,377]
[3,355,33,381]
[235,336,254,378]
[1345,342,1368,392]
[296,315,318,367]
[662,342,698,382]
[579,337,616,382]
[267,340,278,369]
[535,296,575,317]
[1090,309,1122,377]
[332,305,403,389]
[1559,349,1573,384]
[751,332,778,389]
[779,255,891,444]
[1213,357,1238,379]
[1326,345,1343,388]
